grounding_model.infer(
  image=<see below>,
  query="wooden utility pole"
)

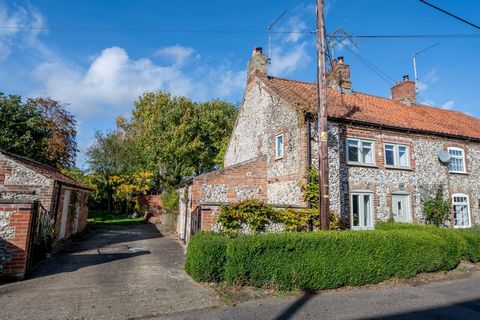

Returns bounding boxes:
[316,0,329,230]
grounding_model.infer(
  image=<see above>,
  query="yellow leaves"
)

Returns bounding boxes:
[109,171,154,201]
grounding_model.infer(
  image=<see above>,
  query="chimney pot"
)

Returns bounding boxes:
[403,74,410,81]
[338,56,344,64]
[331,59,338,68]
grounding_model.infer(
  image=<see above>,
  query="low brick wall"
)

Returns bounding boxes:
[0,202,34,278]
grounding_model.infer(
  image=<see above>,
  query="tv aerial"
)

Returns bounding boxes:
[267,10,288,65]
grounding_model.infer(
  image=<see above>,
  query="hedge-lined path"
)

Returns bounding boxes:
[0,223,219,320]
[153,272,480,320]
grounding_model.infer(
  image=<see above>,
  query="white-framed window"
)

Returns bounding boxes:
[452,193,471,228]
[448,147,466,173]
[275,133,284,159]
[350,191,374,230]
[384,143,410,169]
[347,138,375,165]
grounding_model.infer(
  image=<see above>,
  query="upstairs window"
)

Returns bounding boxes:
[448,147,466,173]
[347,138,374,165]
[275,133,284,159]
[384,143,410,169]
[452,194,471,228]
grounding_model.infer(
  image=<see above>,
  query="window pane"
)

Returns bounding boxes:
[453,196,469,227]
[398,146,408,167]
[363,195,371,227]
[385,145,395,165]
[348,140,359,162]
[361,142,373,164]
[276,135,283,158]
[352,195,359,227]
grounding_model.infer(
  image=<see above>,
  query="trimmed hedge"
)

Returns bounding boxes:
[377,222,480,263]
[185,226,480,291]
[185,232,227,282]
[223,231,460,290]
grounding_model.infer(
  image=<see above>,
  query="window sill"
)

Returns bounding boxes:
[449,171,468,175]
[385,166,413,172]
[347,163,377,168]
[274,156,284,161]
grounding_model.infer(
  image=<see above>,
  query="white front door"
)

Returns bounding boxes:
[60,190,71,239]
[392,194,411,223]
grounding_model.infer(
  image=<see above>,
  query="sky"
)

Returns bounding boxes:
[1,0,479,167]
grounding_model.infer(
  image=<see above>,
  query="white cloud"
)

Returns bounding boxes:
[154,45,195,66]
[441,100,455,110]
[269,41,311,76]
[0,2,48,60]
[31,46,246,118]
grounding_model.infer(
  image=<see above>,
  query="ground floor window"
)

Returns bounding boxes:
[452,194,471,228]
[350,192,374,230]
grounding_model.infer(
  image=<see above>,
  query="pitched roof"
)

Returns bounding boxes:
[1,150,91,190]
[257,73,480,141]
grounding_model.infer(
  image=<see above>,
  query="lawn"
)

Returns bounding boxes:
[87,210,145,226]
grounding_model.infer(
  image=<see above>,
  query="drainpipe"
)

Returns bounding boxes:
[183,193,189,243]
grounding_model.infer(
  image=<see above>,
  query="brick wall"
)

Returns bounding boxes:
[0,202,34,278]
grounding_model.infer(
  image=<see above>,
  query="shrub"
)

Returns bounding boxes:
[161,188,179,212]
[185,232,227,282]
[423,186,450,227]
[223,230,458,290]
[217,200,278,234]
[457,229,480,263]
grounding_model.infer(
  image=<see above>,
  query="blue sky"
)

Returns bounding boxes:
[1,0,479,167]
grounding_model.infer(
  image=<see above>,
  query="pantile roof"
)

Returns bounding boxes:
[257,73,480,140]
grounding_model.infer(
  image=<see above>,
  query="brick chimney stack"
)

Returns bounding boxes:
[247,47,268,82]
[327,56,351,93]
[391,75,416,105]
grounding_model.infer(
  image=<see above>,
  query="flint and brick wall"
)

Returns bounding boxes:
[318,122,480,225]
[0,202,34,278]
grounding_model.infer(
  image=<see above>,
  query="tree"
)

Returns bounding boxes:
[28,97,78,169]
[0,93,51,164]
[131,91,237,186]
[87,128,136,210]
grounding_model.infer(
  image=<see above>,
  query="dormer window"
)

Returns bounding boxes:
[275,133,284,159]
[448,147,466,173]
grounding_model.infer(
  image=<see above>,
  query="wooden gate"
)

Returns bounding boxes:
[26,202,51,274]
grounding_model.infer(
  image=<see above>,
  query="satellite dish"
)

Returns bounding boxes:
[438,150,451,163]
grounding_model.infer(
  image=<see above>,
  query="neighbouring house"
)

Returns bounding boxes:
[0,150,91,278]
[177,47,480,242]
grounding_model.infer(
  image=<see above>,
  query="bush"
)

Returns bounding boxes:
[377,222,479,264]
[185,232,227,282]
[223,231,459,290]
[217,200,278,234]
[185,228,469,291]
[161,188,179,211]
[423,186,450,227]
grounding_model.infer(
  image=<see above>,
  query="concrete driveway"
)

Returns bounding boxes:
[0,223,219,320]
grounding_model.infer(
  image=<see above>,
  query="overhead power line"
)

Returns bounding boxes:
[1,25,480,39]
[419,0,480,30]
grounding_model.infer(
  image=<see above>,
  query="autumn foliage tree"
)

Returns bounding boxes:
[0,93,77,168]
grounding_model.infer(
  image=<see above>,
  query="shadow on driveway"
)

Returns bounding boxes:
[29,222,162,278]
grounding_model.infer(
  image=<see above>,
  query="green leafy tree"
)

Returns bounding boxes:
[131,91,237,186]
[0,93,51,164]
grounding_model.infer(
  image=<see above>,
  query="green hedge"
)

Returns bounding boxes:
[185,226,480,291]
[377,222,480,263]
[185,232,227,282]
